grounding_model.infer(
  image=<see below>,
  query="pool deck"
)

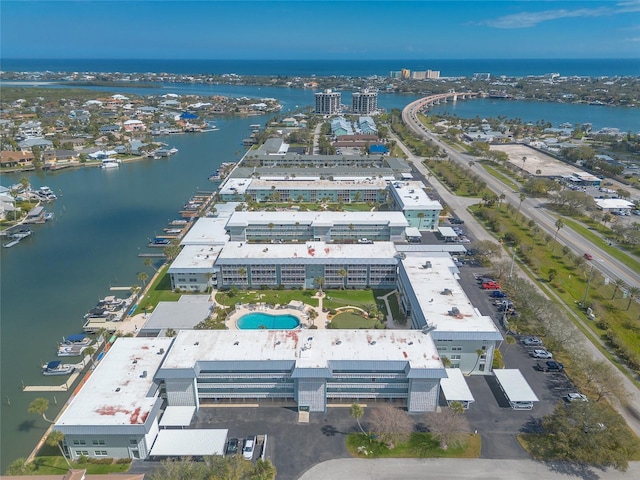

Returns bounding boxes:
[226,303,323,330]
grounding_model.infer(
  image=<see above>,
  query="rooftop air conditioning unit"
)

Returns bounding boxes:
[423,261,432,269]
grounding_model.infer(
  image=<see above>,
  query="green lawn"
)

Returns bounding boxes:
[215,289,319,309]
[323,289,389,311]
[330,311,378,328]
[346,432,481,459]
[25,456,131,475]
[137,266,181,311]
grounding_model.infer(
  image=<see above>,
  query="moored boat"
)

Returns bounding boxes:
[42,360,75,376]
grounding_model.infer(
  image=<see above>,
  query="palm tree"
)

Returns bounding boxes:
[516,193,526,222]
[28,397,54,423]
[498,193,506,210]
[46,430,71,467]
[350,403,366,435]
[137,271,149,288]
[144,257,158,273]
[314,276,325,294]
[552,218,564,252]
[83,345,97,368]
[338,269,348,289]
[467,349,485,375]
[611,278,627,299]
[626,286,640,311]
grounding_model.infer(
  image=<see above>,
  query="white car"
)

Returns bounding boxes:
[243,437,256,460]
[565,393,588,402]
[531,348,553,359]
[522,336,543,346]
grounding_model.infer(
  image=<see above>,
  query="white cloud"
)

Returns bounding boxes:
[479,1,640,29]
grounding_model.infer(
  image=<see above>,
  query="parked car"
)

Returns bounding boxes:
[522,336,543,346]
[226,438,239,456]
[584,253,593,260]
[565,392,588,402]
[243,436,256,460]
[482,281,501,290]
[490,291,507,298]
[449,217,464,224]
[357,238,373,244]
[537,360,564,372]
[531,348,553,359]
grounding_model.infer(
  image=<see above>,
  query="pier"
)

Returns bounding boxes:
[22,357,90,392]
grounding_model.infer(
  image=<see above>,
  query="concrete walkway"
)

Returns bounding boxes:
[299,458,640,480]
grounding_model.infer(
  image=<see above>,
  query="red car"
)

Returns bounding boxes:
[482,281,501,290]
[584,253,593,260]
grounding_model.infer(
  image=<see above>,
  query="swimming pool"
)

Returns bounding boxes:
[237,312,301,330]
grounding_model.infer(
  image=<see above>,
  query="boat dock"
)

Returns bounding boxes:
[22,358,88,392]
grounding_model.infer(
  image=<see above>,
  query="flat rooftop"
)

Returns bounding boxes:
[169,244,222,270]
[142,296,213,331]
[161,329,444,371]
[401,253,502,339]
[216,241,399,264]
[55,337,173,427]
[249,178,388,190]
[226,211,408,227]
[180,217,229,246]
[390,181,442,210]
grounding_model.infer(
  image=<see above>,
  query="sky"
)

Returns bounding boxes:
[1,0,639,59]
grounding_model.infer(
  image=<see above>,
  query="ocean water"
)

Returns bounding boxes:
[3,58,639,78]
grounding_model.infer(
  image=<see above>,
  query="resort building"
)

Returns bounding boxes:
[314,89,341,115]
[352,90,378,115]
[215,241,399,290]
[156,329,446,413]
[54,337,174,461]
[396,253,503,374]
[168,244,222,292]
[388,181,443,231]
[224,211,409,243]
[219,177,388,204]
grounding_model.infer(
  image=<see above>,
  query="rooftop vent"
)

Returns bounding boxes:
[450,307,460,316]
[442,288,452,295]
[115,387,121,392]
[140,370,147,378]
[234,341,240,346]
[422,261,432,269]
[335,340,342,345]
[157,348,165,355]
[369,341,377,346]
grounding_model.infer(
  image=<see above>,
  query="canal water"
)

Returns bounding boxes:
[0,83,634,470]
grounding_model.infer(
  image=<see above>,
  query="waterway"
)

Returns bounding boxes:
[0,84,634,470]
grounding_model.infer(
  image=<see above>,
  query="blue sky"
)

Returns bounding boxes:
[2,1,639,59]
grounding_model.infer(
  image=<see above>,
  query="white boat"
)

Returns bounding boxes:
[57,344,89,357]
[101,159,120,169]
[169,147,179,154]
[44,212,55,221]
[11,229,32,240]
[39,186,53,196]
[42,361,75,376]
[59,334,93,347]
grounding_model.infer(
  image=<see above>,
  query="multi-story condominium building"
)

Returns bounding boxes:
[314,89,341,115]
[215,241,398,290]
[54,337,174,461]
[352,90,378,114]
[225,211,408,243]
[157,329,446,413]
[396,253,503,374]
[388,181,443,231]
[219,177,388,204]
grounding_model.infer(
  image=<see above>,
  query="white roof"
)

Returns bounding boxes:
[150,429,228,457]
[249,178,388,191]
[493,369,539,402]
[161,329,444,371]
[596,199,634,209]
[390,181,442,210]
[56,337,173,428]
[405,227,421,238]
[227,211,408,228]
[400,253,502,338]
[217,240,399,263]
[440,368,475,403]
[219,178,251,196]
[438,226,458,237]
[169,244,222,271]
[180,217,229,246]
[159,406,196,427]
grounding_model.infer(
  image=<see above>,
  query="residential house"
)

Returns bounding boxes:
[0,150,35,168]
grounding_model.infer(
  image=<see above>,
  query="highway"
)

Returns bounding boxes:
[402,96,639,288]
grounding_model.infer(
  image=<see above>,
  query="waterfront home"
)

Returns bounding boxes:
[0,150,35,168]
[123,119,145,132]
[18,137,53,151]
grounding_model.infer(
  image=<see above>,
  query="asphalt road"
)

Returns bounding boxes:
[398,99,640,438]
[299,458,640,480]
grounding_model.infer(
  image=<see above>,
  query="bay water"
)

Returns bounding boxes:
[0,83,634,470]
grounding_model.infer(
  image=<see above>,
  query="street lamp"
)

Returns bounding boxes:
[582,264,596,305]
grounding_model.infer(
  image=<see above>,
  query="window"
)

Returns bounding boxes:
[451,346,463,352]
[72,440,86,446]
[94,450,108,456]
[450,354,461,360]
[92,440,106,445]
[129,439,138,445]
[75,450,89,456]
